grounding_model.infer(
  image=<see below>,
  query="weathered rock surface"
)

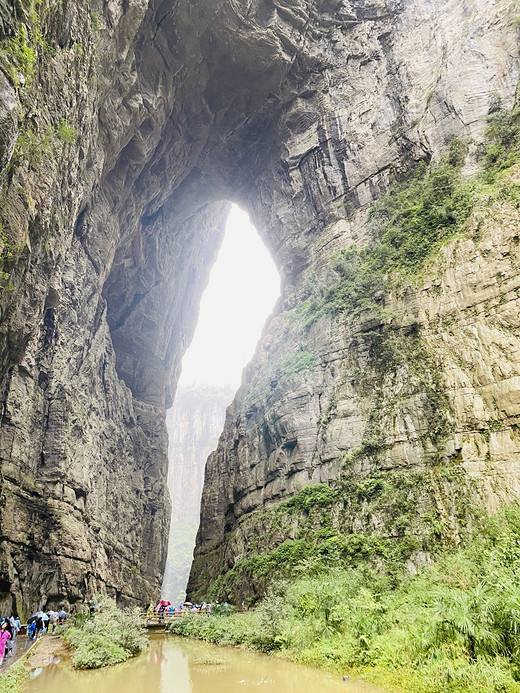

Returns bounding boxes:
[188,2,520,599]
[190,183,520,602]
[0,0,517,612]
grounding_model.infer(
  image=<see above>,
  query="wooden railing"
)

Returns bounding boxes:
[142,613,196,627]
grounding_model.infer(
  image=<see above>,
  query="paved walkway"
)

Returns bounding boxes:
[0,635,37,673]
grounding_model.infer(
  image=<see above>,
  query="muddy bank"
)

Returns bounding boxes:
[25,635,67,669]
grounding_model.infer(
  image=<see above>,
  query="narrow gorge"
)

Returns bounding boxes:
[163,384,232,602]
[0,0,519,619]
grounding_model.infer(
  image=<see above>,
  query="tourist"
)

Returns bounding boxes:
[9,615,19,637]
[48,611,59,633]
[35,615,45,639]
[3,619,14,658]
[0,621,11,663]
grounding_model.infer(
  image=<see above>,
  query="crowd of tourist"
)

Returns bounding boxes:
[0,609,67,666]
[152,601,207,620]
[152,599,231,621]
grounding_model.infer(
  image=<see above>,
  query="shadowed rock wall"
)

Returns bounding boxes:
[0,0,517,612]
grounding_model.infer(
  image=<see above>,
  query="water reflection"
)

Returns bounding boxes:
[157,637,191,693]
[24,635,384,693]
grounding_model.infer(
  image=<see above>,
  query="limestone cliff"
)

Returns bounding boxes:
[0,0,517,613]
[188,3,520,600]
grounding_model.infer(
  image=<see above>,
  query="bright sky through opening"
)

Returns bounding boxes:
[178,204,281,389]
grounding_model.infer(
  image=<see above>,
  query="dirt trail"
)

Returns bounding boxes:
[26,635,68,668]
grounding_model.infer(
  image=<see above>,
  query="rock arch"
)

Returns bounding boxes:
[0,0,517,611]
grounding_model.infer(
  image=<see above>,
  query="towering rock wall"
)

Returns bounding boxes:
[0,0,517,612]
[188,3,520,600]
[0,0,327,613]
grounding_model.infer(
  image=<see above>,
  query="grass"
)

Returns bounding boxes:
[169,506,520,693]
[61,597,148,669]
[0,658,30,693]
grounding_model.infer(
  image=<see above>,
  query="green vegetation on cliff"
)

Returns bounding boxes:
[292,98,520,329]
[200,467,473,606]
[0,0,55,87]
[171,507,520,693]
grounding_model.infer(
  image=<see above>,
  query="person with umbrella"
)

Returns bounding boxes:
[156,600,171,623]
[47,611,59,633]
[35,615,44,639]
[28,612,49,639]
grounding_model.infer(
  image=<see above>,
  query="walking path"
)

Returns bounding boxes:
[1,634,37,672]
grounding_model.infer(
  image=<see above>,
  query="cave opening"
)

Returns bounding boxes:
[161,203,281,603]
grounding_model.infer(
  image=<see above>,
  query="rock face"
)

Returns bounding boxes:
[0,0,518,613]
[187,3,520,599]
[162,385,233,602]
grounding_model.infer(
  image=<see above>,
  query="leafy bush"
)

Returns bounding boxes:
[282,484,337,512]
[64,632,128,668]
[482,98,520,178]
[56,118,77,144]
[62,597,148,669]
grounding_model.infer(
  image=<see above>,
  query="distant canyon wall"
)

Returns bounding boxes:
[162,385,232,602]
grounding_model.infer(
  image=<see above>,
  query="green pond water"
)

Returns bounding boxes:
[23,634,385,693]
